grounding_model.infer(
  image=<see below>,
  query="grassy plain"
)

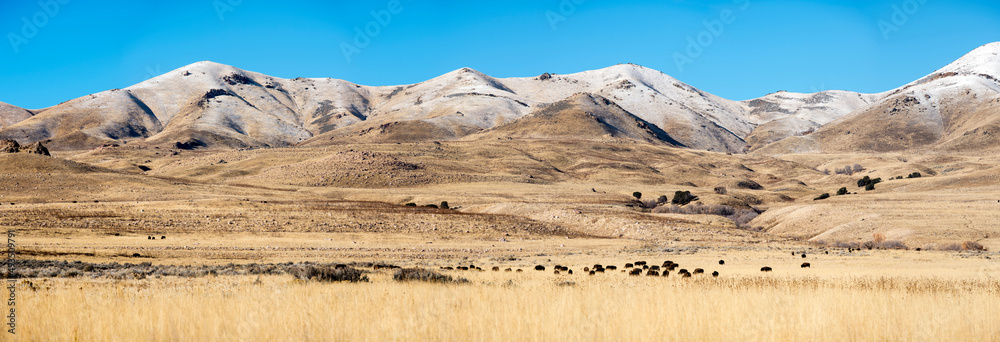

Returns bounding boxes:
[2,140,999,341]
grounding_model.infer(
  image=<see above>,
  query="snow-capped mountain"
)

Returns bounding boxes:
[759,42,1000,153]
[2,42,998,153]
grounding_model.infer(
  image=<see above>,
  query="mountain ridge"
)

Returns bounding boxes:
[2,42,998,153]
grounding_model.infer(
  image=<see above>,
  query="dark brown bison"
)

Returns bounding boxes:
[761,266,772,272]
[693,268,704,274]
[712,271,719,277]
[801,253,807,258]
[605,265,617,271]
[535,265,545,271]
[718,260,725,265]
[505,268,512,272]
[625,263,634,268]
[646,270,660,276]
[629,269,642,276]
[801,263,811,268]
[492,266,500,271]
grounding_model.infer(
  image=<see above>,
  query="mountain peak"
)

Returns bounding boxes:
[936,42,1000,77]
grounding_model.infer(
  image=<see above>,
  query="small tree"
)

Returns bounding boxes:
[632,192,642,200]
[671,191,698,206]
[858,176,871,188]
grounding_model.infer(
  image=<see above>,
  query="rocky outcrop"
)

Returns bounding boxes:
[0,139,50,156]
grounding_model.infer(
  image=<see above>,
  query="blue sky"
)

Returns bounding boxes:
[2,0,998,109]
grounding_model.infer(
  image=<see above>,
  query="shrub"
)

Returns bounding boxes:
[814,193,831,201]
[714,186,727,195]
[671,191,698,206]
[873,233,886,244]
[938,243,963,251]
[836,187,848,196]
[440,201,449,209]
[832,241,860,249]
[880,240,908,250]
[835,164,864,176]
[907,172,922,179]
[393,268,467,283]
[962,241,987,251]
[632,192,642,200]
[294,266,368,282]
[861,241,877,250]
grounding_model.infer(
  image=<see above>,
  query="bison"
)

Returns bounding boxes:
[718,260,725,265]
[801,263,811,268]
[761,266,772,272]
[534,265,545,271]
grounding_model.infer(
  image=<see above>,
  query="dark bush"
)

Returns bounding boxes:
[671,191,698,206]
[907,172,922,179]
[393,268,467,283]
[294,266,368,282]
[814,193,831,201]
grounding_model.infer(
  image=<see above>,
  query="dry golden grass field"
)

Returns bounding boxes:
[2,140,999,341]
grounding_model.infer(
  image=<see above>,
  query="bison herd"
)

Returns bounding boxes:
[435,257,816,278]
